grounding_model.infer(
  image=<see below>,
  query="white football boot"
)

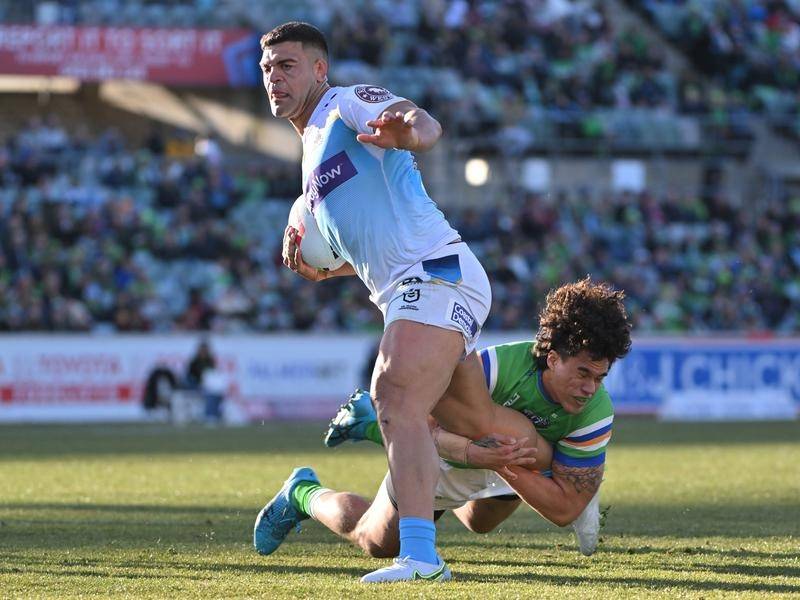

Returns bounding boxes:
[572,490,601,556]
[360,556,452,583]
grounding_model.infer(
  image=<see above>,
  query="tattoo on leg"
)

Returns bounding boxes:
[552,462,603,495]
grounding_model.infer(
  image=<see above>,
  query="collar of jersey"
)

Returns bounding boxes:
[305,87,338,132]
[536,370,560,406]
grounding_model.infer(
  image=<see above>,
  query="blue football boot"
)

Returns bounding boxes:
[324,389,377,447]
[253,467,319,555]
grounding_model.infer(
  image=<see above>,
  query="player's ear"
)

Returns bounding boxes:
[313,57,328,84]
[546,350,559,371]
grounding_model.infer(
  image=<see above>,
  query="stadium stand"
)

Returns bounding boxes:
[0,0,797,334]
[1,118,798,334]
[630,0,800,142]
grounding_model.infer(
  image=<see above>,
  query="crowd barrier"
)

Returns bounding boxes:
[0,334,797,422]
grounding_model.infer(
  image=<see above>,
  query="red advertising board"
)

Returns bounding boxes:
[0,25,259,86]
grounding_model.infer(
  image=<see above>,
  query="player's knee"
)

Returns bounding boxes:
[372,377,421,422]
[465,522,496,534]
[355,528,398,558]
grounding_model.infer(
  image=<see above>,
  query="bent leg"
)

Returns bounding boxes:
[451,496,522,534]
[309,475,400,558]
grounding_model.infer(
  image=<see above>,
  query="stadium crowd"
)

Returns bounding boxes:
[633,0,800,140]
[9,0,800,147]
[1,119,798,335]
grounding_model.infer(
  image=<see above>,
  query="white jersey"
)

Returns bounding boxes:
[301,85,459,307]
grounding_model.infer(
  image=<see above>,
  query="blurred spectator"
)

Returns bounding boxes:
[185,338,224,423]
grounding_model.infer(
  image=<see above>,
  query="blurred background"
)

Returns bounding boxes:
[0,0,798,424]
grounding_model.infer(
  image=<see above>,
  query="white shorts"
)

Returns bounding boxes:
[378,242,491,355]
[383,459,517,512]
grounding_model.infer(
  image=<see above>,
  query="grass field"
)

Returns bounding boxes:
[1,418,798,598]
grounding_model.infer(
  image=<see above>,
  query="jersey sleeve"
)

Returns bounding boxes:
[478,341,534,403]
[335,85,407,136]
[553,388,614,469]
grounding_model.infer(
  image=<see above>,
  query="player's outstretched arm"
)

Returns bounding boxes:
[282,225,356,282]
[432,427,538,478]
[356,100,442,152]
[498,461,603,527]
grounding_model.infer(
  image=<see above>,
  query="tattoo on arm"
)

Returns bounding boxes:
[472,436,502,449]
[552,462,604,495]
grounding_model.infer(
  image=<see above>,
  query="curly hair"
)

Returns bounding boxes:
[533,277,632,370]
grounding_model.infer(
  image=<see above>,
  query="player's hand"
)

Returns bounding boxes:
[357,111,421,151]
[282,225,327,282]
[466,433,538,480]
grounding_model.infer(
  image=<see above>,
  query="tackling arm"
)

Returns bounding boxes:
[431,425,539,477]
[499,461,603,527]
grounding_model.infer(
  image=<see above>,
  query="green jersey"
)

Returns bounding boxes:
[479,341,613,468]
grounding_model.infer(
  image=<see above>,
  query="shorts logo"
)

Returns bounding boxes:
[305,151,357,209]
[402,289,420,303]
[450,302,477,338]
[355,85,394,103]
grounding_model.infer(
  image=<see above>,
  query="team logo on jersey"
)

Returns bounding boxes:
[449,302,477,338]
[355,85,394,103]
[522,409,550,429]
[305,151,358,208]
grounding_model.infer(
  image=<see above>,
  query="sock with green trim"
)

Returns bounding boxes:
[364,421,384,446]
[290,481,332,519]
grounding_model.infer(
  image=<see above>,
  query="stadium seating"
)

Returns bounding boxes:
[0,0,797,333]
[1,119,798,334]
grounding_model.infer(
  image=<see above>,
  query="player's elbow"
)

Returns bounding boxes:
[547,505,582,527]
[553,504,585,527]
[549,513,573,528]
[461,521,496,535]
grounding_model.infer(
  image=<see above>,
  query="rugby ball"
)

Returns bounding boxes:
[287,196,346,271]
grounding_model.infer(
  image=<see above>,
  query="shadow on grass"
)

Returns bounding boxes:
[453,570,800,594]
[1,552,367,580]
[1,500,798,550]
[0,566,192,580]
[448,537,800,561]
[0,423,349,459]
[2,418,798,460]
[0,502,255,515]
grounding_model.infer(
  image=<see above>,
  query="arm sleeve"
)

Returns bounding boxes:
[478,346,501,397]
[335,85,408,136]
[554,390,614,468]
[478,342,527,402]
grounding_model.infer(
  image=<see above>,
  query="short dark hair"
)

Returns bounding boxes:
[533,277,632,369]
[260,21,328,58]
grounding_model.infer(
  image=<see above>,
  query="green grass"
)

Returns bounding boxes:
[1,418,798,598]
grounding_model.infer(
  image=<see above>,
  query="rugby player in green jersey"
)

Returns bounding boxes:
[254,279,632,570]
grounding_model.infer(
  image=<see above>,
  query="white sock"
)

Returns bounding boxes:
[307,487,334,521]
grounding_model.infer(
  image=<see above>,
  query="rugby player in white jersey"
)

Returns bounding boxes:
[254,21,501,583]
[253,22,610,583]
[255,279,632,566]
